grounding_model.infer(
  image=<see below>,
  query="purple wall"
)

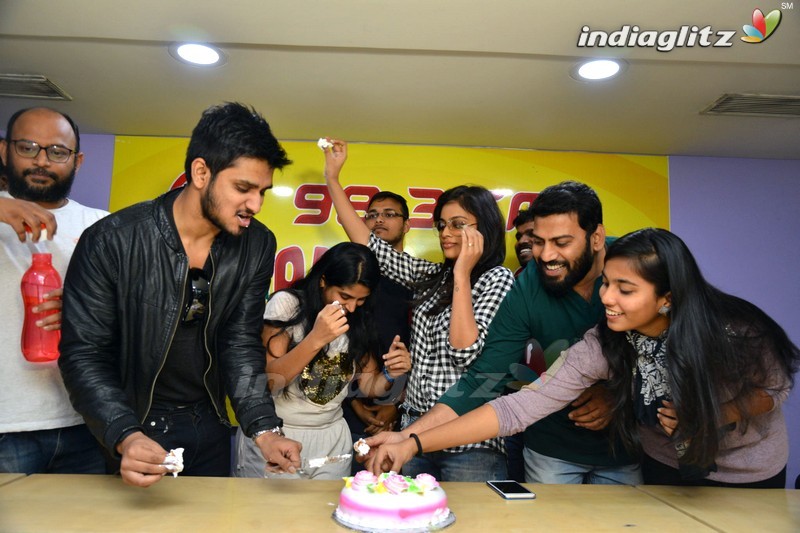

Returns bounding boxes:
[68,134,115,211]
[670,156,800,488]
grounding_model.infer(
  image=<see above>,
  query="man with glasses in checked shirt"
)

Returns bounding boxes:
[59,103,302,487]
[0,107,109,475]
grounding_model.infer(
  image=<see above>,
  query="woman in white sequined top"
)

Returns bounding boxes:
[234,242,411,479]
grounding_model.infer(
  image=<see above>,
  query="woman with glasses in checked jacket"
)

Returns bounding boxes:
[234,242,411,479]
[323,139,515,481]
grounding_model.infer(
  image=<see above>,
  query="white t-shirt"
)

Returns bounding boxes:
[265,291,352,427]
[0,191,108,433]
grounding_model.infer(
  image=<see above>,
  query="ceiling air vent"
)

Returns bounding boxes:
[702,93,800,118]
[0,74,72,100]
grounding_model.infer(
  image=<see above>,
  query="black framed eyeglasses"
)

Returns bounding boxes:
[434,219,477,232]
[11,139,78,163]
[183,268,209,325]
[364,210,405,221]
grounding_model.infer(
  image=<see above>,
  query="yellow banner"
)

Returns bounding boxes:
[111,138,669,291]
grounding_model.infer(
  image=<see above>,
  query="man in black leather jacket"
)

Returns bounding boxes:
[59,103,302,487]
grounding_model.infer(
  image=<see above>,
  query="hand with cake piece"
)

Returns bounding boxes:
[115,432,173,487]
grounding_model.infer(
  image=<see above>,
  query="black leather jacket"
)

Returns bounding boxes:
[59,189,281,452]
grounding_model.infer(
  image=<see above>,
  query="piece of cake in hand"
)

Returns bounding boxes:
[334,471,453,531]
[317,138,333,150]
[163,448,184,478]
[353,438,370,457]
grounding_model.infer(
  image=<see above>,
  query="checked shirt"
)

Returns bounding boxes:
[368,234,514,454]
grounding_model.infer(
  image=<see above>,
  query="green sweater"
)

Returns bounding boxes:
[439,244,632,466]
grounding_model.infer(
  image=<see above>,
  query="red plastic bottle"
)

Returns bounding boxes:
[20,253,63,362]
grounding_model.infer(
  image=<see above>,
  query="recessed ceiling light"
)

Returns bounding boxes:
[572,59,624,81]
[169,43,226,67]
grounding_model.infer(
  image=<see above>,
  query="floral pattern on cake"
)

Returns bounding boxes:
[383,474,410,495]
[343,471,441,494]
[350,470,378,491]
[412,473,439,492]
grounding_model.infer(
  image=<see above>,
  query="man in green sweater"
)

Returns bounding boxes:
[367,181,641,484]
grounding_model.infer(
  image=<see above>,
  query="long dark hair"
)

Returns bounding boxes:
[415,185,506,315]
[602,228,799,467]
[265,242,380,373]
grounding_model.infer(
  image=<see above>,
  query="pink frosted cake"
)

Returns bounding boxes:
[334,471,452,531]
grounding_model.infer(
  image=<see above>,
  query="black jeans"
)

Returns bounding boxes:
[643,454,786,488]
[144,401,231,476]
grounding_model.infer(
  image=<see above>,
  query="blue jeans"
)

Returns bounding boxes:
[0,424,106,474]
[400,412,507,481]
[523,447,642,485]
[403,448,508,482]
[143,401,231,477]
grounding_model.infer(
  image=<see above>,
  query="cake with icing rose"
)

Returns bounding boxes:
[333,471,453,531]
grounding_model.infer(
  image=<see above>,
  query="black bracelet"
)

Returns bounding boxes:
[409,433,424,457]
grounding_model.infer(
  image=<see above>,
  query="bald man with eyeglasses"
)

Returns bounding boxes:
[0,107,109,475]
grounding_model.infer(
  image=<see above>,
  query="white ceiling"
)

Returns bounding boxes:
[1,0,799,159]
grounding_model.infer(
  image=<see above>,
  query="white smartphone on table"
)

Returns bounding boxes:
[486,480,536,500]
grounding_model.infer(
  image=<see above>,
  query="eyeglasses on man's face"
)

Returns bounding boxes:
[183,268,210,325]
[10,139,77,164]
[364,209,405,221]
[434,218,478,232]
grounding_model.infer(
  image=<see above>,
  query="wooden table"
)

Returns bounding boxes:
[0,473,24,487]
[0,475,796,532]
[448,482,713,532]
[636,485,800,533]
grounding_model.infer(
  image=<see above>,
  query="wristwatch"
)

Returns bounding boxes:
[251,426,284,443]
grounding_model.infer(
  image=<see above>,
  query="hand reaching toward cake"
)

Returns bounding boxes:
[354,430,405,465]
[366,437,418,476]
[254,431,303,474]
[364,430,406,449]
